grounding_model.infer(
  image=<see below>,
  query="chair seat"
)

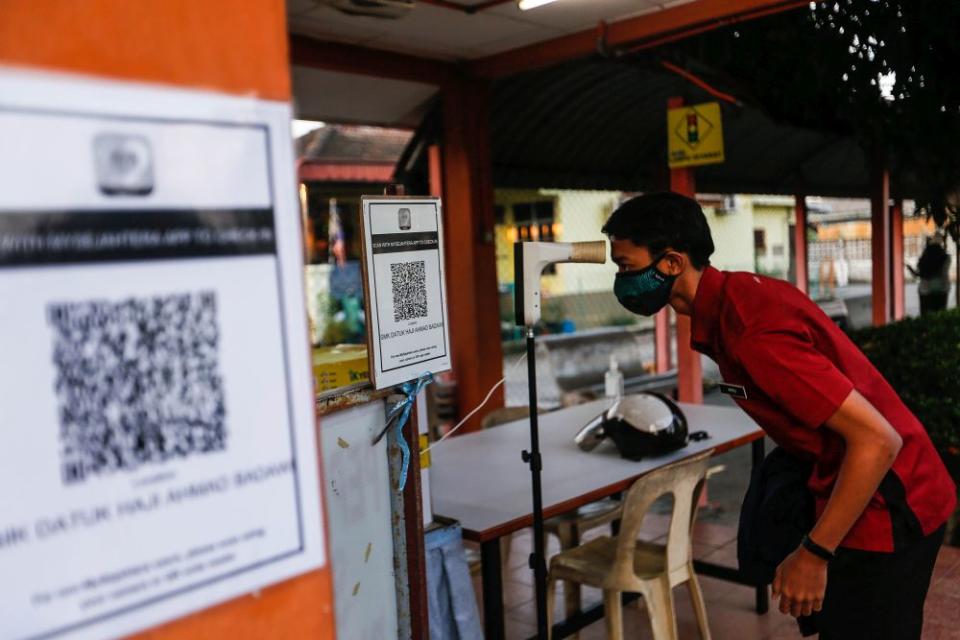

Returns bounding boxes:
[544,498,621,532]
[549,536,669,588]
[545,451,715,640]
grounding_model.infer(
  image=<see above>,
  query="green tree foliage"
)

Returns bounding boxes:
[667,0,960,238]
[850,309,960,464]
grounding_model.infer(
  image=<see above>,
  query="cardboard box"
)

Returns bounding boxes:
[312,344,369,392]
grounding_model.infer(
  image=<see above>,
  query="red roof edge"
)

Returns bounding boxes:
[298,161,396,183]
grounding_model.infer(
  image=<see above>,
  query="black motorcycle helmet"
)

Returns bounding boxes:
[575,392,689,461]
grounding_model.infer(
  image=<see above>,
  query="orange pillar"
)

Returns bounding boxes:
[428,144,443,198]
[794,195,809,295]
[871,167,892,326]
[0,3,335,639]
[654,310,672,373]
[668,97,703,404]
[440,76,504,431]
[890,199,905,320]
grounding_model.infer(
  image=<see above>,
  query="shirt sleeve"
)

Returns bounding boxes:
[733,326,855,429]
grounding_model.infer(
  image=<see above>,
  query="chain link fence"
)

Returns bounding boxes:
[809,235,955,285]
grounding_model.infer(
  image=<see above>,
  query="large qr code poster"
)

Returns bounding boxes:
[49,292,227,484]
[0,71,325,640]
[362,198,451,389]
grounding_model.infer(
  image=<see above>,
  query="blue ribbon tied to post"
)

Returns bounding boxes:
[372,372,434,491]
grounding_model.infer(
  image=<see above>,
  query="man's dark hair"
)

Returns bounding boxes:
[602,192,715,269]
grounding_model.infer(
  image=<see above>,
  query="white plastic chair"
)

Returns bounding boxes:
[546,449,714,640]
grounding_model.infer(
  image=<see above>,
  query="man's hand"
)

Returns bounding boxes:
[772,546,828,618]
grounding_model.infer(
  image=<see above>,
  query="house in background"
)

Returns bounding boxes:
[297,124,412,263]
[297,124,410,186]
[296,124,413,347]
[807,198,938,283]
[295,123,950,342]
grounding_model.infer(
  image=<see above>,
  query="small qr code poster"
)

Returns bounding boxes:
[361,197,452,389]
[390,260,428,322]
[0,70,328,640]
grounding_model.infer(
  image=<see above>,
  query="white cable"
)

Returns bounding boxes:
[421,351,529,456]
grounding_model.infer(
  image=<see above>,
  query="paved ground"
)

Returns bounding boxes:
[470,517,960,639]
[831,281,956,329]
[467,384,960,637]
[488,280,959,635]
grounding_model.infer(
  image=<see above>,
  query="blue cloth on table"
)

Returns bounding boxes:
[424,522,483,640]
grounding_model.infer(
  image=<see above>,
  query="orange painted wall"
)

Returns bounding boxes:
[136,568,335,640]
[816,217,935,240]
[0,2,335,638]
[0,0,291,101]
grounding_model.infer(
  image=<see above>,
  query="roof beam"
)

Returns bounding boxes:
[289,34,456,86]
[470,0,811,78]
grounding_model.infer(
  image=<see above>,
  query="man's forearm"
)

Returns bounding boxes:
[810,438,899,550]
[808,390,903,551]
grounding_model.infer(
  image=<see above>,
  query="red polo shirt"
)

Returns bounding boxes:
[691,266,956,552]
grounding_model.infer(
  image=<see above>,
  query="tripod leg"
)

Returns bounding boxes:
[525,329,549,637]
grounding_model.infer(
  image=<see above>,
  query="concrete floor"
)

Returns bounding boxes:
[471,518,960,639]
[469,392,960,638]
[488,278,959,637]
[833,281,957,330]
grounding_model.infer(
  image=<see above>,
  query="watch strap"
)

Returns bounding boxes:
[801,534,836,562]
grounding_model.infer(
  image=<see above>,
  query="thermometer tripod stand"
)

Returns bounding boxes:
[513,240,606,638]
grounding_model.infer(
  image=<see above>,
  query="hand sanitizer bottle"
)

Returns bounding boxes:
[605,355,624,399]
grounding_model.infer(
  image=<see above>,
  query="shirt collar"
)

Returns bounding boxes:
[691,265,724,353]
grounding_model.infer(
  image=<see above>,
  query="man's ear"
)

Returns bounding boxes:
[663,250,687,276]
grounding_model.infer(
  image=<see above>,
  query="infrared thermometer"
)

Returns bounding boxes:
[513,241,607,327]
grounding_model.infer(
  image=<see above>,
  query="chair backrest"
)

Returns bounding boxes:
[606,449,713,590]
[426,379,458,441]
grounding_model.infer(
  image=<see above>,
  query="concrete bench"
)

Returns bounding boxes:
[537,326,678,404]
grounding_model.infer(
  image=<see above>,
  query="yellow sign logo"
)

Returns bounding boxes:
[667,101,725,168]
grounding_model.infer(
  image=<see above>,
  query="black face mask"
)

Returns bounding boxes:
[613,253,678,316]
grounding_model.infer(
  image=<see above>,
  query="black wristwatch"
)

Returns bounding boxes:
[801,534,836,562]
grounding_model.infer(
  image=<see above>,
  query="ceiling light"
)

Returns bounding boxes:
[518,0,558,10]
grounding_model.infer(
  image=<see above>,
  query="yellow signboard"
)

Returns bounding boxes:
[667,101,725,168]
[419,434,431,469]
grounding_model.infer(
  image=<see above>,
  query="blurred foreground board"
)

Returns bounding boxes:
[0,68,328,640]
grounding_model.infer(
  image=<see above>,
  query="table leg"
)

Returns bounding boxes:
[756,584,769,615]
[481,538,505,640]
[751,438,769,615]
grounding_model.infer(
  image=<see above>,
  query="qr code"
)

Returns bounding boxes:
[391,260,428,322]
[48,291,227,484]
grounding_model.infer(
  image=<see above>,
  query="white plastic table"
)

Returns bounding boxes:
[431,398,766,639]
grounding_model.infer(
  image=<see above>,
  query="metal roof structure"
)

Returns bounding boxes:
[392,53,876,198]
[290,2,908,199]
[288,0,692,127]
[487,56,872,196]
[287,0,810,126]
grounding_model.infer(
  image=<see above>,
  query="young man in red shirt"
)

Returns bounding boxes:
[604,192,956,639]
